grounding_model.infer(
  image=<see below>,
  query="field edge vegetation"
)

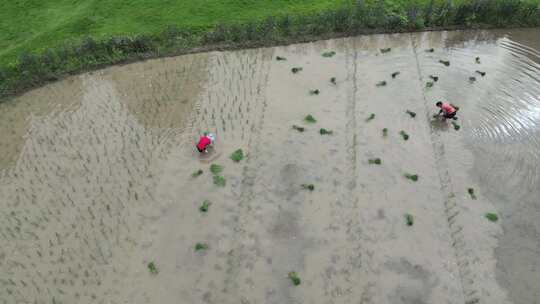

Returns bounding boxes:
[1,0,539,101]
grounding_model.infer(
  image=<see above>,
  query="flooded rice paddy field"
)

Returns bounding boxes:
[0,28,539,304]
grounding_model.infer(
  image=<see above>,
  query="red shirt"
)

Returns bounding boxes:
[441,102,456,114]
[197,136,211,151]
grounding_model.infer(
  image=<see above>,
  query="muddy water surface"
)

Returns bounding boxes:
[0,28,539,304]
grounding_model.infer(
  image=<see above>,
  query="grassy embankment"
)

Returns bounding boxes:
[1,0,539,100]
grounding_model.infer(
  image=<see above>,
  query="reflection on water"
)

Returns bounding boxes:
[414,28,540,304]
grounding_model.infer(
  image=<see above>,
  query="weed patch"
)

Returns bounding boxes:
[485,213,499,222]
[230,149,244,162]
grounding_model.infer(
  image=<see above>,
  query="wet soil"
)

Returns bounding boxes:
[0,28,538,304]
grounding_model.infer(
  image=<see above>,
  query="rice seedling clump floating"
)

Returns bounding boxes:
[199,200,211,212]
[322,51,336,57]
[195,243,209,251]
[230,149,244,162]
[368,158,382,165]
[468,188,477,200]
[404,173,419,182]
[485,213,498,222]
[292,125,305,132]
[319,128,333,135]
[305,115,317,123]
[148,262,158,274]
[288,272,301,286]
[210,164,223,174]
[405,214,414,226]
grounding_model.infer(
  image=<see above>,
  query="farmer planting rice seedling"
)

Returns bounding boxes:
[1,1,539,303]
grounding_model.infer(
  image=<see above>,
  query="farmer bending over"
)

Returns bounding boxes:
[435,101,458,121]
[196,133,215,153]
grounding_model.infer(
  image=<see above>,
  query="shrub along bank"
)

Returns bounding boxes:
[1,0,539,101]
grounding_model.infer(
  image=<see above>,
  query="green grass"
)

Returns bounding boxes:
[0,0,349,66]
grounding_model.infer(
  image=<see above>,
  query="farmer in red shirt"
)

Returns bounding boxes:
[196,133,215,153]
[435,101,458,120]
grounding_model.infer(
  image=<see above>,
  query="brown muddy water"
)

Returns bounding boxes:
[0,28,539,304]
